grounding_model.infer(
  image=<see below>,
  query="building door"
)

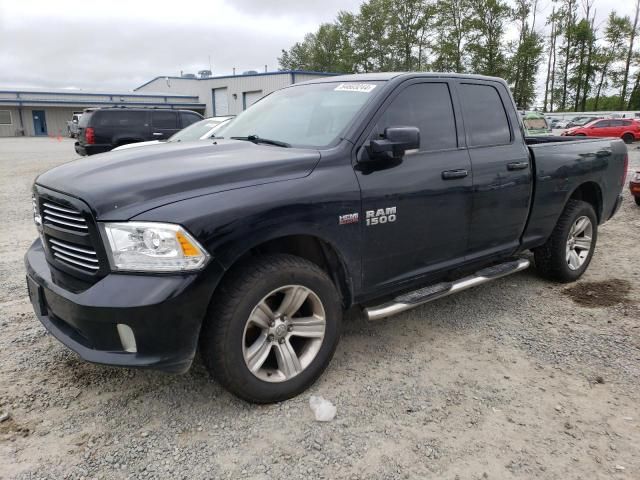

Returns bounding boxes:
[212,88,229,115]
[32,110,47,136]
[243,90,263,110]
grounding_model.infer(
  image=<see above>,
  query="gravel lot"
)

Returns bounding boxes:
[1,137,639,480]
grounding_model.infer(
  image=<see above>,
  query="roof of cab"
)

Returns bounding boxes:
[297,72,507,84]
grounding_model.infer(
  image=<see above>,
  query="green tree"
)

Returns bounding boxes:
[570,18,595,111]
[592,12,630,110]
[509,0,544,108]
[543,5,560,112]
[388,0,435,71]
[465,0,511,77]
[557,0,578,110]
[432,0,470,72]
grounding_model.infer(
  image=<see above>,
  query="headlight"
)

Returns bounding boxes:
[101,222,209,272]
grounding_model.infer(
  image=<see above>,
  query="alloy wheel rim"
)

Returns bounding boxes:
[566,216,593,270]
[242,285,326,383]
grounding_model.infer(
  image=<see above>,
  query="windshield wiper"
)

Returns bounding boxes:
[230,135,291,148]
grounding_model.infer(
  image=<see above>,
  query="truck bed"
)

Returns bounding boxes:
[522,136,627,250]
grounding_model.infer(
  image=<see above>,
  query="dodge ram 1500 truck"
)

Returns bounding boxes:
[25,73,627,403]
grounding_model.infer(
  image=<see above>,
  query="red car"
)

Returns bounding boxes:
[562,118,640,144]
[630,171,640,206]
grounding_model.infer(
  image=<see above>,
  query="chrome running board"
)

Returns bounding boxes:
[364,258,530,321]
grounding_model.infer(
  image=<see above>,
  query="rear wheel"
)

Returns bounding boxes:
[533,200,597,282]
[635,196,640,206]
[622,133,634,144]
[200,254,342,403]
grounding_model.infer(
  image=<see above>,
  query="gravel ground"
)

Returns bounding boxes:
[1,137,639,480]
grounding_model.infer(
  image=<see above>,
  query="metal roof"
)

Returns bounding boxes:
[134,70,340,91]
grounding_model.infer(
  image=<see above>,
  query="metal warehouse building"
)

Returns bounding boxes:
[0,70,336,137]
[134,70,337,117]
[0,89,205,137]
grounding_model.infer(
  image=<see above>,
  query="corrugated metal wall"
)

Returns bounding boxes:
[136,72,337,116]
[0,88,205,136]
[0,107,21,137]
[0,107,78,137]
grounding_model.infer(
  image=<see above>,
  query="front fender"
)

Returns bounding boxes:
[133,162,363,298]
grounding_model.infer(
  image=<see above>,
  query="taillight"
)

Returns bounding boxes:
[85,127,95,145]
[622,153,629,186]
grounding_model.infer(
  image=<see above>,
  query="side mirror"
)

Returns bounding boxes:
[366,126,420,161]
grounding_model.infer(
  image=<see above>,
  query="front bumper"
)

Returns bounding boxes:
[25,239,224,373]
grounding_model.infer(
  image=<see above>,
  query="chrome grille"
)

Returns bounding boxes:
[42,201,88,231]
[48,238,99,272]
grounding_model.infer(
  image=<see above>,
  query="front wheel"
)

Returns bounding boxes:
[622,133,634,144]
[533,200,598,282]
[200,254,342,403]
[635,196,640,206]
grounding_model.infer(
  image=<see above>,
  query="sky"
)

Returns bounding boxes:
[0,0,636,93]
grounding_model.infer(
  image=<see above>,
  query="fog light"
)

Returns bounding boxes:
[116,324,137,353]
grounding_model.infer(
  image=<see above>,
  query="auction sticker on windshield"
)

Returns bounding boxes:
[334,83,377,93]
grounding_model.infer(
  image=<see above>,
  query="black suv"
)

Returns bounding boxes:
[74,107,203,156]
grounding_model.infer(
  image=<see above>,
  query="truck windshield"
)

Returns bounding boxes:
[168,118,228,142]
[215,81,382,148]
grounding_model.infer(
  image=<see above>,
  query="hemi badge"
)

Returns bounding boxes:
[339,213,359,225]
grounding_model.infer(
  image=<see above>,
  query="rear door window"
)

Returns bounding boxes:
[95,110,147,127]
[152,111,178,129]
[458,83,511,147]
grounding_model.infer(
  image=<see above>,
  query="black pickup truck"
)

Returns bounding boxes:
[26,73,627,403]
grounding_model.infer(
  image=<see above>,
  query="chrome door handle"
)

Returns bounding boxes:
[152,132,163,136]
[441,169,469,180]
[507,161,529,170]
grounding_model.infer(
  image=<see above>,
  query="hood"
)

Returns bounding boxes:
[37,140,320,220]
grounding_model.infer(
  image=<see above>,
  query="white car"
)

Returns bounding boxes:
[112,116,233,151]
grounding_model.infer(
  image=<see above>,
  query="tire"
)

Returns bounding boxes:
[533,199,598,283]
[635,196,640,206]
[200,254,342,403]
[622,133,634,144]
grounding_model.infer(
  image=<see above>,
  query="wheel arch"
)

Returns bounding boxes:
[218,233,354,308]
[568,181,603,223]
